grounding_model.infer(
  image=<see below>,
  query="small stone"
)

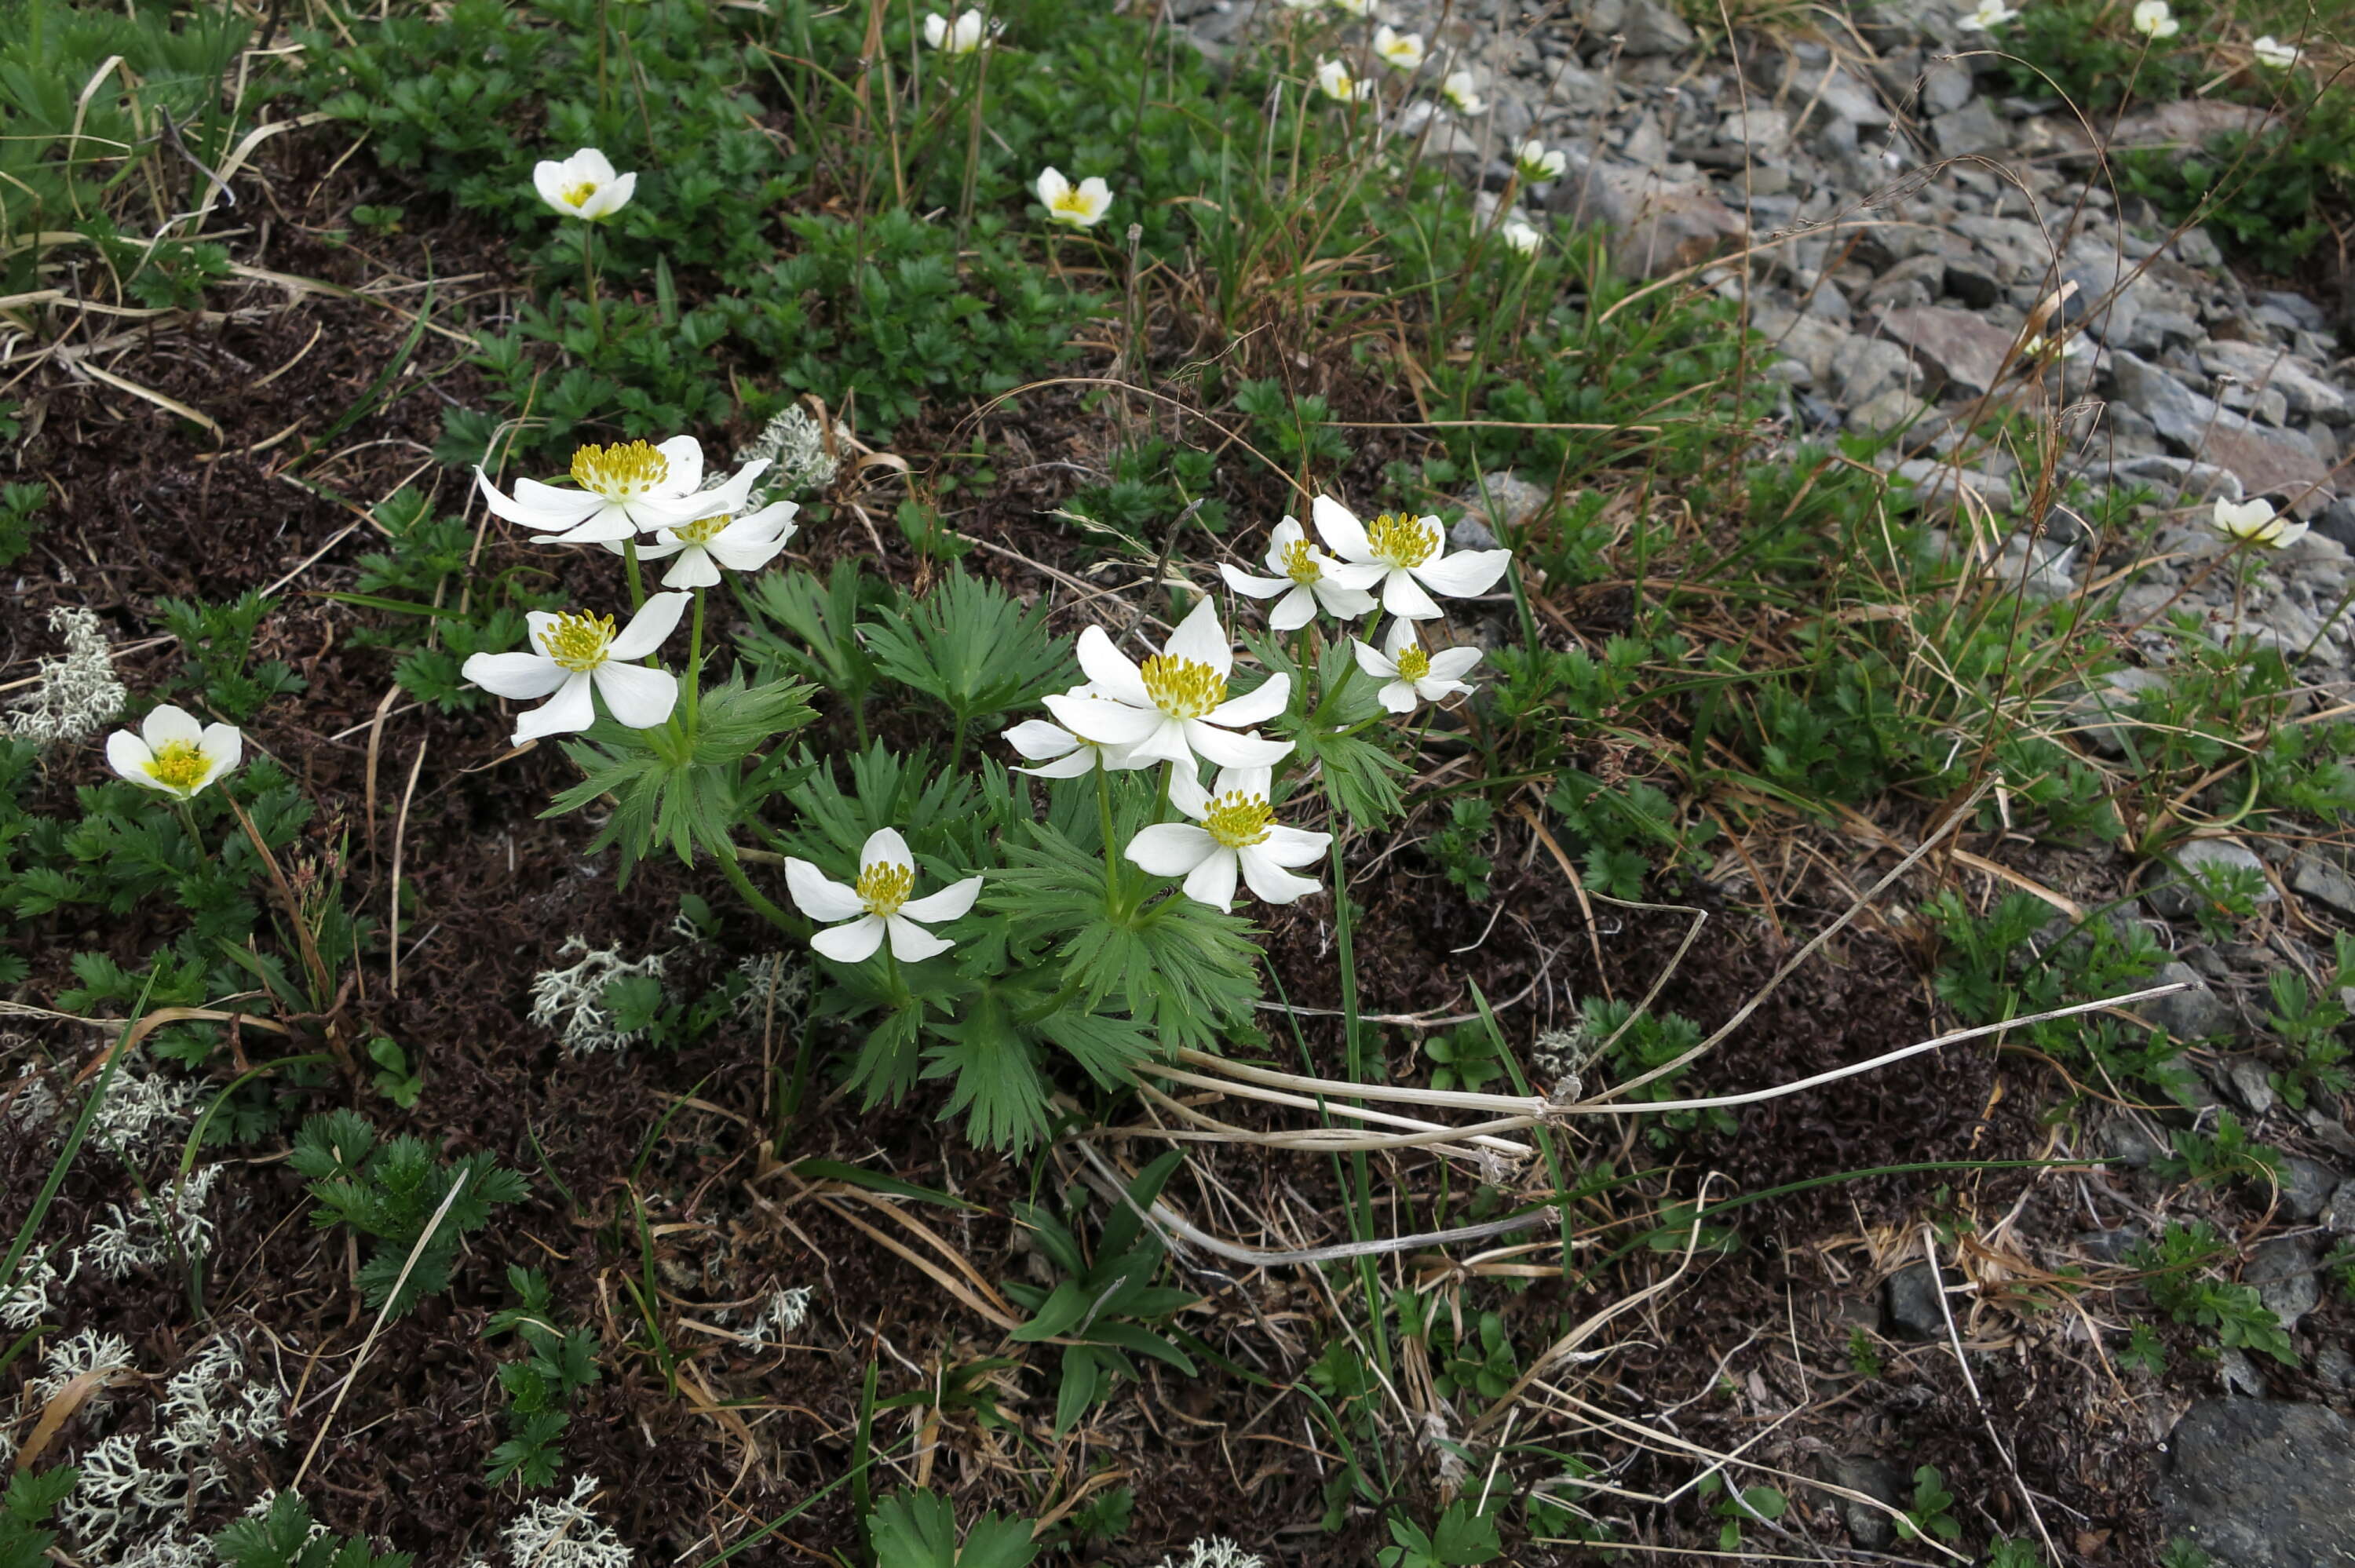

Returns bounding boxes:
[2142,837,2278,920]
[2141,961,2235,1041]
[2279,1156,2340,1223]
[2246,1237,2319,1331]
[2317,1345,2355,1392]
[2289,853,2355,919]
[1875,304,2020,396]
[1831,1456,1908,1552]
[2100,1115,2168,1169]
[2216,1348,2270,1398]
[1921,60,1973,115]
[1932,98,2007,157]
[1848,387,1938,439]
[1831,335,1918,405]
[1882,1260,1948,1340]
[2224,1058,2277,1117]
[1943,255,2005,309]
[2168,227,2224,268]
[2324,1180,2355,1234]
[2109,351,2334,501]
[1618,0,1695,56]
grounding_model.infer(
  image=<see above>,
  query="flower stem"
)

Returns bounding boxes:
[1096,759,1120,884]
[621,537,647,614]
[683,587,705,738]
[717,851,807,939]
[579,220,604,346]
[1327,828,1393,1381]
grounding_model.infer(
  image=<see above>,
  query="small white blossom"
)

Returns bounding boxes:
[1955,0,2019,29]
[2211,496,2307,549]
[107,705,241,801]
[1372,25,1426,70]
[1035,166,1114,228]
[1498,215,1543,254]
[533,148,637,221]
[2251,35,2300,67]
[503,1475,636,1568]
[1218,515,1378,630]
[1309,494,1512,620]
[1439,71,1484,115]
[1353,618,1483,712]
[1003,695,1152,778]
[1330,0,1373,14]
[1515,140,1566,181]
[1316,58,1374,102]
[630,498,799,589]
[1046,597,1294,770]
[1127,764,1331,910]
[2130,0,2177,37]
[786,828,983,965]
[922,8,999,51]
[5,607,126,745]
[462,591,691,744]
[476,437,769,546]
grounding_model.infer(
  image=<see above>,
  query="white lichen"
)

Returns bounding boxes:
[733,1285,815,1351]
[503,1474,634,1568]
[0,1248,60,1329]
[1152,1539,1268,1568]
[89,1068,206,1163]
[5,607,127,746]
[729,404,849,505]
[31,1326,137,1402]
[152,1335,288,1497]
[5,1059,60,1141]
[732,952,808,1026]
[1530,1023,1594,1103]
[78,1163,224,1281]
[528,937,668,1057]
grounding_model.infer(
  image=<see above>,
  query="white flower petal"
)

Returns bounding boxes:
[107,730,155,784]
[1310,579,1378,619]
[1203,673,1290,727]
[1126,823,1218,877]
[1181,848,1241,910]
[1427,646,1484,681]
[592,661,679,729]
[784,858,866,921]
[1312,494,1373,562]
[1258,823,1334,866]
[812,915,887,963]
[1167,765,1214,821]
[1381,570,1444,620]
[1220,563,1292,600]
[1269,585,1318,632]
[199,724,243,779]
[513,671,597,743]
[901,874,983,923]
[1378,679,1419,713]
[860,827,914,876]
[143,704,203,749]
[1353,638,1399,680]
[1412,547,1512,598]
[608,591,692,659]
[1073,625,1154,708]
[1004,718,1082,760]
[1123,716,1199,767]
[1043,691,1165,744]
[1187,723,1294,768]
[886,915,956,962]
[656,548,723,589]
[1238,844,1324,904]
[1163,596,1232,676]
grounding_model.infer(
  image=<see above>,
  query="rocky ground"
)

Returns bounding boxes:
[1170,0,2355,1561]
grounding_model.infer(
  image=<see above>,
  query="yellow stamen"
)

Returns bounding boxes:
[539,610,616,672]
[1203,790,1274,849]
[1279,538,1323,585]
[569,440,671,501]
[856,861,915,917]
[1051,189,1096,217]
[560,180,600,209]
[144,740,211,793]
[674,513,731,545]
[1394,645,1430,683]
[1367,512,1437,569]
[1140,655,1228,720]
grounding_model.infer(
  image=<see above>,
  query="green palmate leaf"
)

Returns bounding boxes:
[2,1467,77,1568]
[736,560,886,713]
[1256,633,1407,828]
[922,990,1053,1153]
[868,1489,1040,1568]
[864,567,1076,729]
[213,1492,414,1568]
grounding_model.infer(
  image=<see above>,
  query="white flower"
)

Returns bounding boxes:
[1277,0,1322,9]
[476,436,769,545]
[1218,516,1378,631]
[1955,0,2019,29]
[2130,0,2177,37]
[1515,140,1566,181]
[1372,25,1426,70]
[1036,166,1113,228]
[461,592,689,744]
[1498,216,1542,254]
[1045,598,1294,769]
[1329,0,1372,14]
[1002,698,1151,778]
[2211,497,2307,550]
[107,705,241,800]
[1440,71,1485,115]
[2251,35,2300,68]
[630,498,799,589]
[532,148,637,221]
[1353,619,1483,712]
[922,8,998,51]
[1126,765,1331,910]
[1316,58,1374,102]
[1309,495,1511,620]
[2020,330,2088,361]
[785,828,982,964]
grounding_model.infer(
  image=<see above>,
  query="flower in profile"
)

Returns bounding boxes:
[477,437,769,546]
[1954,0,2019,30]
[107,705,241,800]
[2211,497,2307,550]
[2130,0,2177,37]
[1035,167,1113,228]
[2251,35,2300,68]
[1498,216,1542,254]
[1046,598,1293,769]
[1440,71,1485,115]
[1278,0,1322,9]
[1310,495,1512,620]
[462,592,690,743]
[633,499,799,589]
[1352,620,1482,713]
[1002,692,1151,778]
[786,828,981,963]
[2019,330,2088,361]
[1316,58,1374,102]
[922,9,998,52]
[1126,765,1331,910]
[532,148,637,221]
[1515,140,1566,181]
[1219,516,1378,631]
[1329,0,1372,15]
[1373,26,1426,71]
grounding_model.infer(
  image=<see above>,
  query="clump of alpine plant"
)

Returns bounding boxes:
[5,606,126,744]
[528,936,670,1056]
[732,403,849,503]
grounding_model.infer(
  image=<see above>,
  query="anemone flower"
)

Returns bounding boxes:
[923,9,999,51]
[1316,58,1375,102]
[476,437,769,546]
[1309,495,1511,620]
[1499,216,1542,254]
[1045,598,1293,769]
[1126,765,1331,910]
[533,148,637,221]
[2130,0,2177,38]
[1329,0,1373,15]
[1218,516,1378,631]
[631,499,800,589]
[786,828,982,962]
[1002,692,1151,778]
[1352,619,1483,713]
[1036,167,1114,228]
[1955,0,2019,30]
[1440,71,1485,115]
[461,593,689,744]
[2251,35,2300,68]
[107,705,241,800]
[1515,140,1567,181]
[1373,25,1426,70]
[2211,497,2307,549]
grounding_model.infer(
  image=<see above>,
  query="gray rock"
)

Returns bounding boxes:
[2116,454,2244,505]
[1831,1456,1908,1552]
[2109,352,2335,509]
[1831,334,1918,405]
[2161,1400,2355,1568]
[2123,308,2203,355]
[1848,387,1938,438]
[1617,0,1694,56]
[2324,1179,2355,1235]
[2217,1348,2271,1398]
[2143,961,2235,1041]
[1882,1260,1948,1340]
[1920,60,1973,115]
[2247,1237,2319,1331]
[2225,1057,2278,1118]
[1875,304,2020,396]
[2148,838,2280,919]
[2279,1155,2340,1223]
[1943,254,2005,309]
[2100,1114,2168,1169]
[1891,457,2013,513]
[1452,473,1550,548]
[1931,98,2007,157]
[2317,1344,2355,1392]
[2290,853,2355,919]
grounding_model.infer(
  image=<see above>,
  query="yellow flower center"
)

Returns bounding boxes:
[145,739,211,793]
[1279,538,1323,585]
[560,180,601,209]
[856,861,915,917]
[1366,512,1436,569]
[1051,188,1096,217]
[1140,655,1227,720]
[674,512,730,545]
[1203,790,1274,850]
[1394,646,1430,682]
[539,610,615,672]
[569,440,670,501]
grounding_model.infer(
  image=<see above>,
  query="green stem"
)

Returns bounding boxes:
[621,536,646,614]
[1328,829,1392,1382]
[579,220,604,345]
[717,851,807,939]
[683,587,705,738]
[1096,759,1121,885]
